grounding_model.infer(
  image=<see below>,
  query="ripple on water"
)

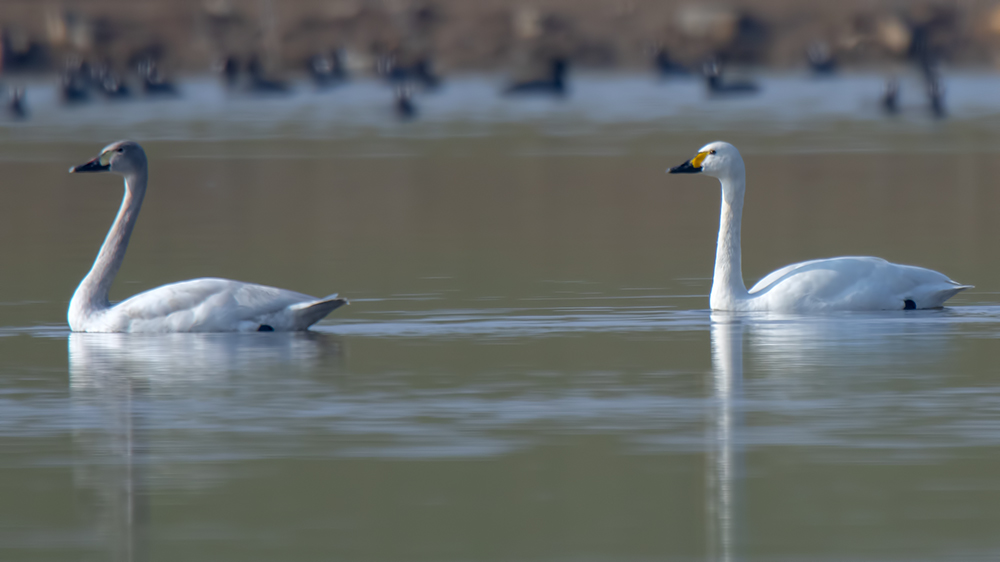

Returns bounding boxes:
[3,305,1000,469]
[316,305,709,338]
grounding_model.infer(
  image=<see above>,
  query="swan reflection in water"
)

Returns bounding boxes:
[70,331,340,385]
[68,332,341,561]
[707,312,744,562]
[748,311,953,374]
[704,310,958,561]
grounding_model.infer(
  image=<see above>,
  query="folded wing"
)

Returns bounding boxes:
[106,278,343,332]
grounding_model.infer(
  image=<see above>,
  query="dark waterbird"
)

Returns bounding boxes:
[703,60,758,96]
[137,58,179,96]
[246,55,290,94]
[927,76,945,119]
[98,72,130,99]
[906,11,948,120]
[395,86,417,120]
[653,47,690,77]
[0,28,48,72]
[881,78,899,115]
[504,57,568,97]
[806,42,837,75]
[378,54,441,90]
[87,61,131,99]
[307,51,347,89]
[216,55,240,89]
[6,86,26,119]
[60,63,90,104]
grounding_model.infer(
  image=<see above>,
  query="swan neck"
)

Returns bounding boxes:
[711,174,749,309]
[70,172,147,321]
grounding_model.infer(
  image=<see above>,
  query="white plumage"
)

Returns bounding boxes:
[668,141,971,312]
[68,140,346,333]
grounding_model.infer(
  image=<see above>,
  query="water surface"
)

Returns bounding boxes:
[2,95,1000,561]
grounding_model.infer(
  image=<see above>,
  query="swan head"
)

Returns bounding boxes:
[69,140,147,176]
[667,141,744,180]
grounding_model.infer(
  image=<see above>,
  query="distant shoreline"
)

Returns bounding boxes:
[1,0,999,78]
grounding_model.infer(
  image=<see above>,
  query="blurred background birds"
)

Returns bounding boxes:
[0,1,988,115]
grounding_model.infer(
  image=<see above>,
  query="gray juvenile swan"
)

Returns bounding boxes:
[68,140,346,332]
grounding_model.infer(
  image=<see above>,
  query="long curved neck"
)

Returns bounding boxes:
[70,172,147,317]
[711,174,749,309]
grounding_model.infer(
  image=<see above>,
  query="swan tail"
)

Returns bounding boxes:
[919,283,973,309]
[290,294,348,329]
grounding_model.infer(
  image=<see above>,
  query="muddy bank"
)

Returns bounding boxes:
[3,0,1000,78]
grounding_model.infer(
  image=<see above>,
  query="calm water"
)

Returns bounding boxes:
[3,77,1000,561]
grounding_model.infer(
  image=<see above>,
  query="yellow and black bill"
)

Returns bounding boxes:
[69,151,112,173]
[667,151,708,174]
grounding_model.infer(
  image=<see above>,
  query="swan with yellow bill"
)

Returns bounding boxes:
[667,141,970,312]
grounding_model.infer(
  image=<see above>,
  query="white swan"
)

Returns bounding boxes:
[68,140,347,332]
[668,141,971,312]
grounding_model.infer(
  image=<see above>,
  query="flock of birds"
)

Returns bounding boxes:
[58,56,179,103]
[2,44,951,121]
[64,139,970,333]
